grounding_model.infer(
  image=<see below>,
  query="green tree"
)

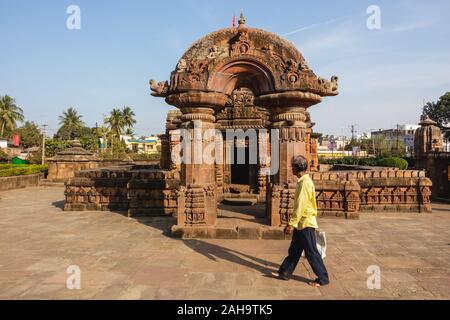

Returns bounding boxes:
[43,139,72,157]
[0,150,8,162]
[104,108,124,137]
[422,92,450,138]
[14,121,42,148]
[373,134,390,157]
[122,106,136,130]
[0,95,24,138]
[125,128,134,136]
[57,107,85,140]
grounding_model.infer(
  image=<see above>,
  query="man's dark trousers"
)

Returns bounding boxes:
[278,227,329,285]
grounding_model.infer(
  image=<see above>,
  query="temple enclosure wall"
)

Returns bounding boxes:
[64,166,180,217]
[0,174,44,192]
[64,167,432,223]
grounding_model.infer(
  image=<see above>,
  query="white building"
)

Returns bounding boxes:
[371,124,420,156]
[121,135,161,155]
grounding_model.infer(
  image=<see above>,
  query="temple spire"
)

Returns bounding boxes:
[238,11,246,26]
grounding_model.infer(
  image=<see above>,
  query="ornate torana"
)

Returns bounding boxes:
[150,15,339,100]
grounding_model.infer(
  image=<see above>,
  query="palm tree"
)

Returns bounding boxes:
[122,106,136,130]
[58,107,85,139]
[125,128,134,136]
[104,108,125,138]
[0,95,24,138]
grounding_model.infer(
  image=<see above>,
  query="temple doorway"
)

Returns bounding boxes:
[230,141,250,185]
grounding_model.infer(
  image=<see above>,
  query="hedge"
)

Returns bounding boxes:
[319,156,408,170]
[0,150,8,162]
[130,153,161,161]
[0,164,48,177]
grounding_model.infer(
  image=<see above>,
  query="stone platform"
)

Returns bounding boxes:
[172,204,288,240]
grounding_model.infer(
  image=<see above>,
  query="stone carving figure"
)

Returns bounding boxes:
[207,45,227,60]
[149,79,169,97]
[176,59,187,72]
[318,76,339,93]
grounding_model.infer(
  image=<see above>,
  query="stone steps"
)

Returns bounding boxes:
[39,180,65,187]
[171,224,288,240]
[222,197,258,206]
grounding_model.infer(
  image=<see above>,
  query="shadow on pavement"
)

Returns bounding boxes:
[182,239,311,284]
[51,200,65,210]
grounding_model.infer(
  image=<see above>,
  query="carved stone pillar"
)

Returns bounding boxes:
[257,130,270,198]
[161,110,182,170]
[257,91,322,226]
[166,92,228,227]
[168,130,181,170]
[310,132,321,172]
[159,133,170,170]
[305,127,312,170]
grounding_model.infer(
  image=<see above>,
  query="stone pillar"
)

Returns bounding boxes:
[257,91,322,226]
[310,132,320,172]
[166,92,228,227]
[159,133,170,170]
[257,130,270,197]
[305,127,312,170]
[161,110,182,170]
[269,108,308,226]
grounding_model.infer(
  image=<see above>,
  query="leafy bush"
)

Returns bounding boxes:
[45,139,72,157]
[376,157,408,170]
[129,153,161,161]
[0,150,8,162]
[0,164,48,177]
[319,156,408,169]
[402,157,415,169]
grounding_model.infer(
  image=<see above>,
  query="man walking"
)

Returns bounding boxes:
[272,155,329,287]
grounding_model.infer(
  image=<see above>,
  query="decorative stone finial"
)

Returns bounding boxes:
[238,12,246,27]
[420,116,438,127]
[72,139,82,148]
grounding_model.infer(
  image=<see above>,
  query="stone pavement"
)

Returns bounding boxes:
[0,186,449,300]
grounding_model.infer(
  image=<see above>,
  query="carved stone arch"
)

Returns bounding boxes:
[207,56,276,96]
[149,17,340,228]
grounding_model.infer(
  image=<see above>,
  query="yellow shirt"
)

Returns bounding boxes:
[289,174,319,230]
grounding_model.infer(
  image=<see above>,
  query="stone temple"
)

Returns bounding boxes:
[64,16,433,239]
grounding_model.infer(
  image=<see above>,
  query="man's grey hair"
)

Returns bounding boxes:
[291,155,308,173]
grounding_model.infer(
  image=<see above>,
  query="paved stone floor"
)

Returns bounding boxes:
[0,186,449,300]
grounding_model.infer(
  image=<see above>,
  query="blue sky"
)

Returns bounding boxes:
[1,0,450,137]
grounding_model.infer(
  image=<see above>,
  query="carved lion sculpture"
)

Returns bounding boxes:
[318,76,339,93]
[149,79,169,97]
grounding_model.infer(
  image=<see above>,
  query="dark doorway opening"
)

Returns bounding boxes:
[231,142,250,185]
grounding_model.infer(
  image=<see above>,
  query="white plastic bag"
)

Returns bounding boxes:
[301,230,327,259]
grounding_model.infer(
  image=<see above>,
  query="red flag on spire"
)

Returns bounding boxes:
[232,14,236,27]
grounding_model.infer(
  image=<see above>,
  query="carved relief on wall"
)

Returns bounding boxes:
[231,87,254,107]
[215,88,269,127]
[207,45,228,60]
[186,59,209,83]
[231,30,253,55]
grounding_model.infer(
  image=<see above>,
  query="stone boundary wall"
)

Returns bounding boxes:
[64,166,179,217]
[64,167,432,223]
[0,174,43,192]
[311,170,432,215]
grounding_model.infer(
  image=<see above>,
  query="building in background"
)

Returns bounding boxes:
[371,124,420,156]
[317,135,353,157]
[0,139,7,149]
[121,135,161,155]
